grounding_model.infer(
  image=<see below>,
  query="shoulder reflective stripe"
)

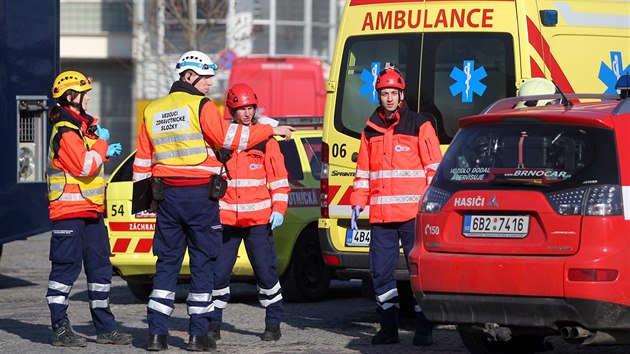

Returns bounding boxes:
[148,299,174,315]
[269,179,289,190]
[371,195,421,205]
[355,170,370,178]
[223,124,238,149]
[81,150,103,176]
[48,281,72,294]
[272,194,288,202]
[212,287,230,296]
[152,132,204,146]
[220,200,272,212]
[213,299,228,309]
[134,157,152,167]
[376,288,399,303]
[154,146,208,161]
[258,281,281,295]
[259,294,283,308]
[150,289,176,300]
[370,169,426,179]
[89,299,110,308]
[87,283,111,292]
[47,295,69,305]
[238,125,250,151]
[188,303,214,315]
[133,172,152,182]
[354,180,370,189]
[623,186,630,220]
[227,178,267,187]
[186,293,211,302]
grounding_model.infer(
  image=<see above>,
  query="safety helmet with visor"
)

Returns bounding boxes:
[515,77,557,108]
[175,50,218,76]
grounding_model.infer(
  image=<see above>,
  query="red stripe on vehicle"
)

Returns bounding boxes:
[338,187,354,206]
[526,17,575,93]
[328,185,342,202]
[112,238,131,253]
[135,239,153,253]
[530,57,545,78]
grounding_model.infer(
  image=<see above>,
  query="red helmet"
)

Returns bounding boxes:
[375,67,405,91]
[226,83,258,109]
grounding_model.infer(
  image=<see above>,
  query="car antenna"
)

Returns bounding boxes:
[552,80,573,107]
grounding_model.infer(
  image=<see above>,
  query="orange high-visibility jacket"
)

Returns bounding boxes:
[132,82,274,182]
[351,103,442,223]
[219,138,290,227]
[47,107,109,220]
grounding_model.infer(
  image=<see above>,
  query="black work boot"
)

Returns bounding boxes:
[371,326,400,345]
[413,311,434,346]
[51,319,87,347]
[96,329,133,345]
[186,334,216,351]
[261,323,281,341]
[208,324,221,340]
[147,334,168,351]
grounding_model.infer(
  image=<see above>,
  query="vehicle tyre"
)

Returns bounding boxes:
[127,281,153,301]
[280,228,332,302]
[457,326,548,354]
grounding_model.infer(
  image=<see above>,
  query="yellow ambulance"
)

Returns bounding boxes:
[319,0,629,281]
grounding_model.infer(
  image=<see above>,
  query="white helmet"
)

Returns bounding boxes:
[515,78,557,108]
[175,50,217,76]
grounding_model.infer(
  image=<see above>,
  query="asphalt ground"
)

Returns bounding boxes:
[1,233,629,353]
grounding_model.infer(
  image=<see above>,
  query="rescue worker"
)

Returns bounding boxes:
[209,84,289,342]
[350,67,442,346]
[46,70,132,347]
[133,51,294,352]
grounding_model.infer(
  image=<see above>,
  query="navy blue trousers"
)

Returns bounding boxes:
[147,185,221,336]
[210,224,283,325]
[46,216,117,334]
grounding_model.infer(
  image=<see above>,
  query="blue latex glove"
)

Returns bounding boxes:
[96,125,110,142]
[351,205,361,231]
[269,211,284,230]
[106,143,122,157]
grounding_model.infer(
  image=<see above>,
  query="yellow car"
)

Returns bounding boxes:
[105,128,331,302]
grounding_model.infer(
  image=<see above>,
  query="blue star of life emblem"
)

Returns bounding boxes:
[449,60,487,103]
[598,51,629,95]
[359,62,381,104]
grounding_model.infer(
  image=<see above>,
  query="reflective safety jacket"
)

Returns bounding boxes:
[133,81,274,183]
[47,107,108,220]
[219,138,290,227]
[350,103,442,223]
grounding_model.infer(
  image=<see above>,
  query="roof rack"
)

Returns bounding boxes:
[273,116,323,128]
[480,94,621,115]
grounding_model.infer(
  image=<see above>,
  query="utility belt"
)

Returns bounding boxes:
[151,175,226,202]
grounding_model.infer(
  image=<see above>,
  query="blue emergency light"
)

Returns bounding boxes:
[540,10,558,26]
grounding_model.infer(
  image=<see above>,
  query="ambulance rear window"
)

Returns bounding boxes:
[433,123,619,192]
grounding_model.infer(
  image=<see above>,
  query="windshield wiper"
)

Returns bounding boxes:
[491,177,550,188]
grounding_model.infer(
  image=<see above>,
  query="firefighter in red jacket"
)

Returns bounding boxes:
[133,51,293,352]
[350,67,442,346]
[46,70,132,347]
[209,83,289,342]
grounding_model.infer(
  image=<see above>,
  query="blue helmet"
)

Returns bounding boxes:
[615,74,630,91]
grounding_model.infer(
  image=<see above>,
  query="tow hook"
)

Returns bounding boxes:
[483,323,512,341]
